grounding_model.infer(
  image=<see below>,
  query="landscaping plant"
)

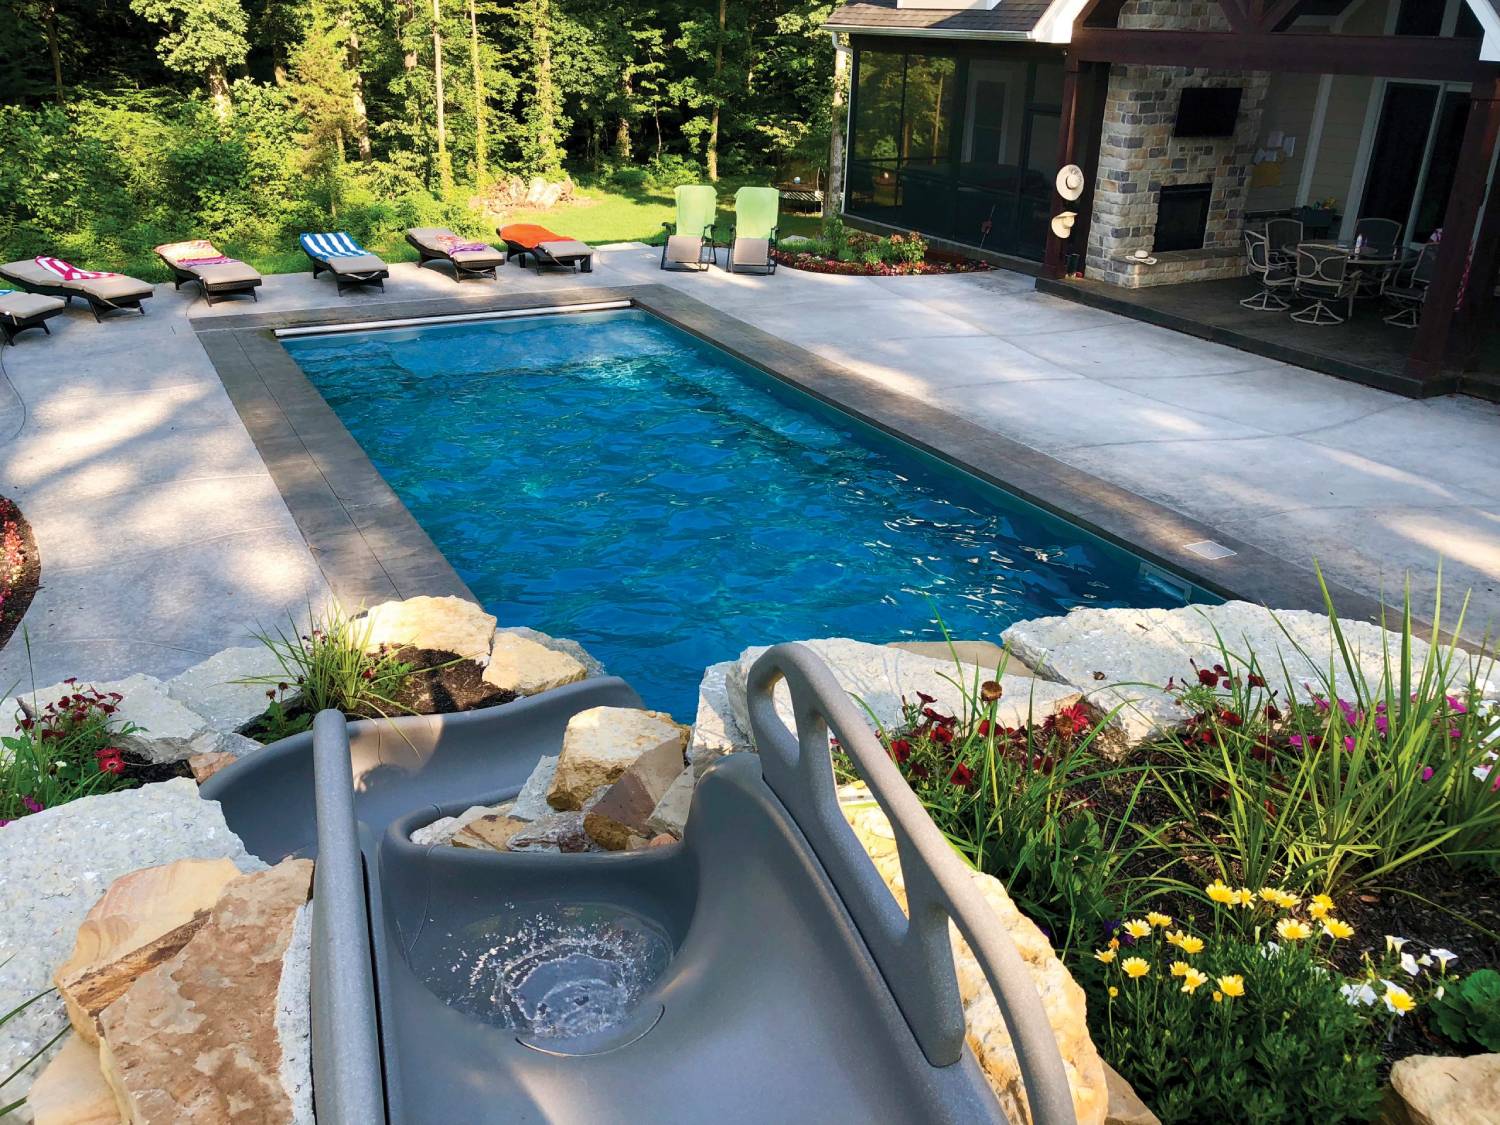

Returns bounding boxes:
[0,676,139,824]
[1426,967,1500,1051]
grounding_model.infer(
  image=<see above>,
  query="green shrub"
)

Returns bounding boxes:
[1429,968,1500,1051]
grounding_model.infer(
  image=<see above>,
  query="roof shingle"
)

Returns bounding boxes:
[825,0,1051,36]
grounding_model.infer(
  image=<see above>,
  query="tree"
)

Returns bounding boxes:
[130,0,251,119]
[467,0,486,182]
[343,4,371,161]
[431,0,452,193]
[523,0,562,175]
[288,0,357,213]
[18,1,65,104]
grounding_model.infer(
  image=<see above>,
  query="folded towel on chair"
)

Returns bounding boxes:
[34,256,118,282]
[156,240,239,268]
[300,232,373,259]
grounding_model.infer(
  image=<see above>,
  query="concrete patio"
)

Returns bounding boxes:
[2,244,1497,690]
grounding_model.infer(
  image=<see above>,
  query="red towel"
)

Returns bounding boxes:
[34,256,117,282]
[499,224,563,251]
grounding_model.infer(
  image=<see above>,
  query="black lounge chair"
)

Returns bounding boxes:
[0,257,153,320]
[0,289,66,345]
[405,227,506,282]
[300,232,389,294]
[155,240,262,305]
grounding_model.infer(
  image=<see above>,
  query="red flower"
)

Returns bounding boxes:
[98,755,125,775]
[949,763,974,789]
[1247,673,1267,688]
[915,691,937,707]
[977,719,991,737]
[1217,709,1243,728]
[890,738,912,764]
[929,725,954,745]
[1264,704,1282,722]
[909,763,930,781]
[1197,668,1219,687]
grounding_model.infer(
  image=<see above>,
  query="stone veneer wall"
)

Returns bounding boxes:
[1085,1,1269,289]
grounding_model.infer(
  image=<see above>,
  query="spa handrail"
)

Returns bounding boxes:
[746,643,1077,1125]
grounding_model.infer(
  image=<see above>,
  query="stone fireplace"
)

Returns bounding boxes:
[1084,2,1268,289]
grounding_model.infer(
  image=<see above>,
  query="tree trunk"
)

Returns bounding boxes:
[432,0,452,193]
[706,0,726,182]
[615,69,633,161]
[207,60,232,120]
[347,16,372,162]
[402,0,418,76]
[469,0,486,183]
[42,2,63,105]
[825,33,847,220]
[532,0,559,174]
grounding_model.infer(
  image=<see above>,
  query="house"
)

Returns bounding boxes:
[824,0,1500,397]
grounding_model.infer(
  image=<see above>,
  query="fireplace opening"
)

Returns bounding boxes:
[1153,183,1212,253]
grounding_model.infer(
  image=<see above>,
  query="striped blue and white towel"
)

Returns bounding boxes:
[300,232,370,259]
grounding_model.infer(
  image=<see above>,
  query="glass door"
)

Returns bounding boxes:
[1359,82,1471,245]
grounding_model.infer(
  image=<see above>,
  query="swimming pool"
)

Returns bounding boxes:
[285,309,1218,716]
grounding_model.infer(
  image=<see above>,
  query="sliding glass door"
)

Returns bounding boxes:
[1359,82,1472,244]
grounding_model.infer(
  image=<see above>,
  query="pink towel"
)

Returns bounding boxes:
[34,256,117,282]
[176,255,236,268]
[435,235,490,254]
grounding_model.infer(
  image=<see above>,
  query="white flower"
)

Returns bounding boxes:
[1418,954,1433,967]
[1340,982,1377,1007]
[1385,935,1408,954]
[1475,763,1494,782]
[1431,948,1458,969]
[1260,941,1282,959]
[1436,985,1446,1000]
[1400,952,1420,977]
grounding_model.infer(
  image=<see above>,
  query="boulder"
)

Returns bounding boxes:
[511,755,559,821]
[496,626,604,677]
[726,639,1081,753]
[1002,602,1496,747]
[97,859,314,1125]
[0,780,261,1103]
[888,639,1018,673]
[360,596,496,663]
[1388,1053,1500,1125]
[583,739,687,850]
[843,802,1107,1125]
[482,632,587,696]
[505,810,598,853]
[1,673,213,764]
[165,646,288,734]
[187,751,238,784]
[1103,1062,1160,1125]
[452,813,531,852]
[25,1033,118,1125]
[645,765,697,840]
[547,707,690,811]
[54,858,242,1044]
[687,659,744,766]
[411,803,502,847]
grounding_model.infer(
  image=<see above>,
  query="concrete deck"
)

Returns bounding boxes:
[2,245,1496,689]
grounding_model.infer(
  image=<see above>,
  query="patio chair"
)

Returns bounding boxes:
[405,227,506,282]
[1354,217,1403,257]
[726,186,779,274]
[1241,230,1294,310]
[155,240,262,305]
[0,257,153,320]
[495,224,595,274]
[660,185,718,272]
[1382,241,1440,328]
[1263,216,1303,266]
[1291,245,1355,326]
[0,288,66,345]
[299,232,389,294]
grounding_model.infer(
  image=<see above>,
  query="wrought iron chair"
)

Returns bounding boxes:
[1263,216,1303,266]
[1291,245,1355,325]
[1354,217,1403,257]
[1382,241,1440,328]
[1241,230,1296,310]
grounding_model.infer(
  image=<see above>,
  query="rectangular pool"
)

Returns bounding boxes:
[284,309,1218,715]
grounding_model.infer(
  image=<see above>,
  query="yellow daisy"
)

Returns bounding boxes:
[1180,968,1209,994]
[1094,949,1117,964]
[1276,918,1313,941]
[1123,919,1153,939]
[1234,888,1256,908]
[1175,934,1204,955]
[1206,880,1236,905]
[1211,990,1223,1003]
[1384,985,1416,1015]
[1122,957,1151,979]
[1308,894,1334,919]
[1322,918,1354,940]
[1146,911,1173,929]
[1217,974,1245,998]
[1169,960,1191,977]
[1108,986,1119,998]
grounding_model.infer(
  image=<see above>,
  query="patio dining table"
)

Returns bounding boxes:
[1300,239,1416,296]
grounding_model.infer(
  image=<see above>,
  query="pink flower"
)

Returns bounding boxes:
[1343,736,1357,752]
[1446,695,1468,714]
[21,795,44,814]
[1420,766,1434,781]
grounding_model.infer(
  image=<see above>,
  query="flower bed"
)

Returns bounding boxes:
[771,247,992,276]
[0,496,40,651]
[773,219,990,276]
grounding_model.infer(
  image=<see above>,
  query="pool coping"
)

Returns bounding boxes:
[191,283,1399,629]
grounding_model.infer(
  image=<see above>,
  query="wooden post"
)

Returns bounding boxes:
[1044,57,1083,279]
[1406,75,1500,384]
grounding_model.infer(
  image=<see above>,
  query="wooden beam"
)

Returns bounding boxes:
[1045,58,1083,279]
[1408,78,1500,382]
[1078,0,1128,30]
[1069,29,1487,81]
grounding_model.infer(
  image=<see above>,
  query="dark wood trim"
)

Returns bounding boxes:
[1407,76,1500,382]
[1078,0,1128,29]
[1070,29,1487,80]
[1045,57,1083,277]
[1451,153,1500,371]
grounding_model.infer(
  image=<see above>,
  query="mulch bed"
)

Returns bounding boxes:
[0,496,40,651]
[771,249,992,276]
[120,753,193,786]
[240,647,519,741]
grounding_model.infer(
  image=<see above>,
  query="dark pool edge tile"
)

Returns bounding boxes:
[194,283,1420,641]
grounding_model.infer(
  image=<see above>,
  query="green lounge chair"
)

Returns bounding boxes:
[660,185,718,272]
[727,186,779,274]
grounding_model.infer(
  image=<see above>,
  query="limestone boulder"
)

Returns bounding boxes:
[1002,602,1497,746]
[1389,1053,1500,1125]
[97,859,314,1125]
[411,803,503,847]
[844,802,1107,1125]
[54,857,241,1043]
[496,626,605,677]
[645,766,697,840]
[727,638,1081,752]
[505,810,599,853]
[547,707,690,811]
[584,738,687,850]
[165,646,288,734]
[687,659,744,766]
[1103,1062,1160,1125]
[511,755,559,821]
[361,596,496,663]
[187,751,238,784]
[452,813,532,851]
[0,673,214,764]
[25,1033,118,1125]
[0,780,261,1103]
[482,631,587,696]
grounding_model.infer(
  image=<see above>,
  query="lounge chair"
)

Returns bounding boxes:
[154,240,262,304]
[660,185,718,271]
[299,232,389,294]
[0,257,153,320]
[405,227,506,282]
[726,186,779,274]
[496,224,595,274]
[0,289,66,345]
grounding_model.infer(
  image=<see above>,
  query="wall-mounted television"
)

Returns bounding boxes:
[1174,87,1243,138]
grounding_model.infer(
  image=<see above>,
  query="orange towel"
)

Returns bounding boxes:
[499,224,563,250]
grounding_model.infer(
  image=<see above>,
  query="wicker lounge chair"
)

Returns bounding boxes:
[405,227,506,282]
[660,185,718,271]
[0,289,66,345]
[726,186,779,274]
[0,257,153,320]
[155,240,262,305]
[496,224,595,274]
[299,232,389,294]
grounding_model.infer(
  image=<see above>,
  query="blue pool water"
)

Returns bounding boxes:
[285,310,1218,716]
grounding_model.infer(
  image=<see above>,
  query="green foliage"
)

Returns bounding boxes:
[1429,969,1500,1051]
[245,602,414,721]
[130,0,250,93]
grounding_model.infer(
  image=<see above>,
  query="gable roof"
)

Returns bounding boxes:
[825,0,1054,40]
